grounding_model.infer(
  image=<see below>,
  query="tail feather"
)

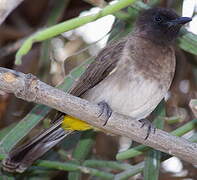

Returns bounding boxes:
[2,120,74,173]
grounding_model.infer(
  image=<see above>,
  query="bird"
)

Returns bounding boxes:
[2,7,192,173]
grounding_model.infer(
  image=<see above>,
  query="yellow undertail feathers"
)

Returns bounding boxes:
[62,115,93,131]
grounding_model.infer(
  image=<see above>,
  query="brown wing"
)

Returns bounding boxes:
[52,38,127,122]
[68,38,127,97]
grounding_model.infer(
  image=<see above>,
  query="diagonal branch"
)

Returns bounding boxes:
[0,67,197,165]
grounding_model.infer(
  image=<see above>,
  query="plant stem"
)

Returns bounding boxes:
[15,0,137,64]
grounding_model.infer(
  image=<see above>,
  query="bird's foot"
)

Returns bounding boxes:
[98,101,112,126]
[138,119,156,140]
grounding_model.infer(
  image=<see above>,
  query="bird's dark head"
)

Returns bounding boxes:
[135,8,192,45]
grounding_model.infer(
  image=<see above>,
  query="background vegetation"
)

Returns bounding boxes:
[0,0,196,179]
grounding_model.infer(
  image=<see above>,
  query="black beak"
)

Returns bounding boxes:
[168,17,192,27]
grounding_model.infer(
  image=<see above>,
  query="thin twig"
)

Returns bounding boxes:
[0,67,197,165]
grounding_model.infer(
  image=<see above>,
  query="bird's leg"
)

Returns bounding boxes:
[98,101,112,126]
[138,119,156,140]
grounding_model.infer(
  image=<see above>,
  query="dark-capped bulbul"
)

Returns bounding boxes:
[2,8,192,173]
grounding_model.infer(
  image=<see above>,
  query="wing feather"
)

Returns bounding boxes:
[69,38,126,97]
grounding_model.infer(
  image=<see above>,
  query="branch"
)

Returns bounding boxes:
[0,0,24,25]
[116,119,197,160]
[0,67,197,165]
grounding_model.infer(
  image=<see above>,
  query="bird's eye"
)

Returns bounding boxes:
[154,16,162,23]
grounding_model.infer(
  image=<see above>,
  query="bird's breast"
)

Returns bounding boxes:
[83,37,175,120]
[83,70,172,120]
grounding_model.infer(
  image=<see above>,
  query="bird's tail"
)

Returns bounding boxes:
[2,120,74,173]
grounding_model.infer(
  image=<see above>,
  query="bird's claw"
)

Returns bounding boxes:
[138,119,156,140]
[98,101,112,126]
